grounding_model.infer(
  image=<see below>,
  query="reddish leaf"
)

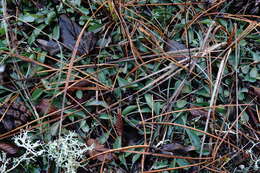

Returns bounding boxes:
[0,142,19,155]
[86,138,114,161]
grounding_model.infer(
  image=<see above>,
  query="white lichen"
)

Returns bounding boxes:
[0,130,45,173]
[45,131,93,173]
[0,130,93,173]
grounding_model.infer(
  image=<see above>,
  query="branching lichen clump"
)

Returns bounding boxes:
[0,131,93,173]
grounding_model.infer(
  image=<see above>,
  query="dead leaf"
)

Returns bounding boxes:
[86,138,114,161]
[161,143,196,153]
[190,107,208,118]
[37,15,97,56]
[164,39,187,60]
[251,86,260,98]
[37,39,60,56]
[165,39,187,52]
[0,142,19,155]
[36,99,59,117]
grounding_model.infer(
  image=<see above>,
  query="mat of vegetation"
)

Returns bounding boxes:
[0,0,260,173]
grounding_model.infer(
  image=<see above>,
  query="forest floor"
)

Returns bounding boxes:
[0,0,260,173]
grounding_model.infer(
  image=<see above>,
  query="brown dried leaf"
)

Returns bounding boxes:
[190,107,208,118]
[86,138,113,161]
[0,142,19,155]
[161,143,196,153]
[164,39,187,60]
[251,86,260,98]
[36,99,58,115]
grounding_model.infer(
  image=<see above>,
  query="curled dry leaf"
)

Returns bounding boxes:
[0,142,19,155]
[86,138,114,162]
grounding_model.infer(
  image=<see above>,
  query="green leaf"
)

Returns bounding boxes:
[185,129,201,150]
[200,19,213,25]
[88,23,103,32]
[76,90,83,99]
[250,67,258,79]
[176,100,187,108]
[99,131,110,144]
[119,154,127,169]
[176,159,190,168]
[151,160,168,169]
[52,25,60,40]
[240,111,249,124]
[99,113,110,120]
[32,88,43,100]
[241,65,250,74]
[80,120,89,133]
[113,136,122,149]
[19,14,36,22]
[145,94,153,109]
[154,102,162,115]
[79,7,90,15]
[122,105,137,115]
[50,122,60,136]
[132,154,141,164]
[46,11,56,24]
[85,100,108,108]
[28,24,46,44]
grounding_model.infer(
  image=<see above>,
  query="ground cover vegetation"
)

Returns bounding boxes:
[0,0,260,172]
